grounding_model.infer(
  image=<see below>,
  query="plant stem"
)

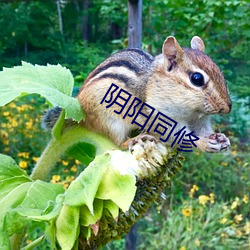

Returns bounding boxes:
[30,125,118,181]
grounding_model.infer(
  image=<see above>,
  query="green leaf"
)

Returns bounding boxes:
[0,62,85,122]
[4,210,31,237]
[0,154,30,181]
[26,198,63,222]
[96,167,136,212]
[56,205,80,250]
[66,142,96,165]
[45,221,56,249]
[0,154,65,244]
[0,231,10,250]
[103,200,119,219]
[0,182,33,218]
[52,109,66,139]
[1,181,64,239]
[80,199,103,226]
[80,226,92,240]
[20,181,64,213]
[21,235,45,250]
[64,154,111,213]
[0,176,32,201]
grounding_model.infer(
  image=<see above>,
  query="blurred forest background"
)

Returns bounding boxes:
[0,0,249,249]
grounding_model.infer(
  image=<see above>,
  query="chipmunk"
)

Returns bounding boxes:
[43,36,232,153]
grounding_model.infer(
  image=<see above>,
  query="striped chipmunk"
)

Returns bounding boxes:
[43,36,232,153]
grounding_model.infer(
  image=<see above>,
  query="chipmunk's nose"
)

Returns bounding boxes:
[219,101,232,114]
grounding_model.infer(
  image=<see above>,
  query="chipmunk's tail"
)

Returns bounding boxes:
[41,106,62,130]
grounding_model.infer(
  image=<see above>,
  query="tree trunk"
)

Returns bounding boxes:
[125,223,137,250]
[82,0,89,41]
[128,0,142,48]
[56,0,63,36]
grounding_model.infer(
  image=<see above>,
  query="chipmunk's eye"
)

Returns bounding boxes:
[190,72,204,87]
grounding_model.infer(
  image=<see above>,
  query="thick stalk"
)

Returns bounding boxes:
[12,126,117,249]
[30,126,118,181]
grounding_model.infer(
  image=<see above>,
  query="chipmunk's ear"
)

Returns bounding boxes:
[191,36,205,52]
[162,36,184,63]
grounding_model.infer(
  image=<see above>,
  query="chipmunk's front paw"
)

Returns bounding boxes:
[125,134,156,152]
[197,133,230,153]
[120,133,156,151]
[206,133,230,152]
[129,134,156,152]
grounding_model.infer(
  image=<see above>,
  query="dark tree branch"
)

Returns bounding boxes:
[128,0,142,48]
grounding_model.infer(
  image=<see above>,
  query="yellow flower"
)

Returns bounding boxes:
[4,147,10,152]
[220,217,228,224]
[26,239,32,244]
[63,182,69,189]
[9,103,16,108]
[189,184,199,197]
[244,221,250,234]
[243,195,248,204]
[0,130,8,138]
[32,157,39,162]
[194,238,201,247]
[75,159,81,165]
[232,150,237,156]
[234,214,243,224]
[221,232,227,238]
[62,160,69,166]
[11,119,18,127]
[26,121,33,129]
[3,138,9,145]
[71,165,77,172]
[198,195,210,206]
[235,157,242,163]
[51,175,61,183]
[236,229,242,237]
[209,193,215,204]
[179,247,186,250]
[3,111,9,116]
[18,152,30,159]
[182,207,192,217]
[231,198,240,209]
[220,162,228,167]
[66,176,75,182]
[19,161,28,169]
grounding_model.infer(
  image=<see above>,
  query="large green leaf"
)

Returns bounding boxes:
[56,205,80,250]
[0,154,65,248]
[0,62,85,121]
[96,167,136,212]
[103,200,119,219]
[79,199,103,227]
[0,176,32,201]
[0,154,30,181]
[63,154,110,213]
[65,142,96,166]
[20,181,64,212]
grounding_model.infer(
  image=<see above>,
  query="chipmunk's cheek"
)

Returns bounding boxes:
[218,100,232,114]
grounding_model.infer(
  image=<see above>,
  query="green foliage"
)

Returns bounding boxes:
[138,197,249,249]
[0,62,84,121]
[0,62,133,248]
[0,154,64,249]
[0,1,249,249]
